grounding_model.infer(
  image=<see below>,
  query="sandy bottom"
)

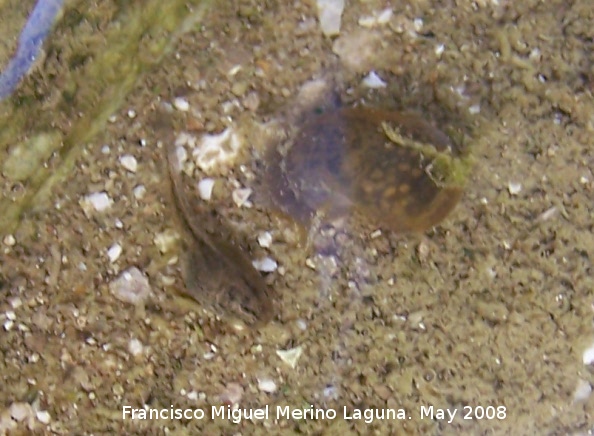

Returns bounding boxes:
[1,0,593,434]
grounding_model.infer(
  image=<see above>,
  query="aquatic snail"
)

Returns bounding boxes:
[264,106,470,233]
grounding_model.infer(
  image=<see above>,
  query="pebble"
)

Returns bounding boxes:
[507,181,522,195]
[109,267,152,305]
[9,402,33,422]
[573,379,592,402]
[358,8,393,27]
[252,257,278,272]
[36,410,51,425]
[119,154,138,173]
[257,377,277,393]
[173,97,190,112]
[362,71,387,88]
[133,185,146,199]
[276,346,303,369]
[107,243,122,263]
[128,338,144,356]
[81,192,113,213]
[257,231,273,248]
[3,234,16,246]
[232,188,253,208]
[316,0,345,36]
[583,341,594,365]
[198,178,215,201]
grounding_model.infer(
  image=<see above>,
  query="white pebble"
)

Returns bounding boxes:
[119,154,138,173]
[573,379,592,402]
[276,346,303,369]
[3,234,16,246]
[82,192,113,213]
[358,7,392,27]
[468,104,481,115]
[128,338,144,356]
[133,185,146,199]
[316,0,345,37]
[362,71,387,88]
[198,178,215,201]
[3,320,14,331]
[127,109,136,118]
[109,267,152,305]
[257,231,273,248]
[173,97,190,112]
[583,342,594,365]
[257,377,277,393]
[36,410,51,424]
[9,402,33,422]
[232,188,253,208]
[507,182,522,195]
[107,243,122,263]
[252,257,278,272]
[435,43,445,57]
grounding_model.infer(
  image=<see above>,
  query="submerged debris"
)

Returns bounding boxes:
[109,267,152,305]
[80,191,113,215]
[276,346,303,369]
[316,0,345,37]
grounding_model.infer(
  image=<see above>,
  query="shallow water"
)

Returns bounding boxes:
[1,0,593,434]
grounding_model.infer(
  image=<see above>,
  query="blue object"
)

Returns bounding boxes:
[0,0,64,101]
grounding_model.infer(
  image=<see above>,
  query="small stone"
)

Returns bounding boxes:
[573,379,592,402]
[9,402,33,422]
[435,43,445,57]
[133,185,146,199]
[232,188,253,208]
[36,410,51,424]
[362,71,387,88]
[358,8,393,27]
[173,97,190,112]
[583,342,594,365]
[252,257,278,272]
[127,109,136,118]
[257,377,277,393]
[109,267,152,305]
[231,81,248,97]
[81,192,113,213]
[316,0,345,36]
[119,154,138,173]
[3,234,16,246]
[508,182,522,195]
[128,338,144,356]
[369,229,382,239]
[107,243,122,263]
[276,346,303,369]
[257,231,273,248]
[198,178,215,201]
